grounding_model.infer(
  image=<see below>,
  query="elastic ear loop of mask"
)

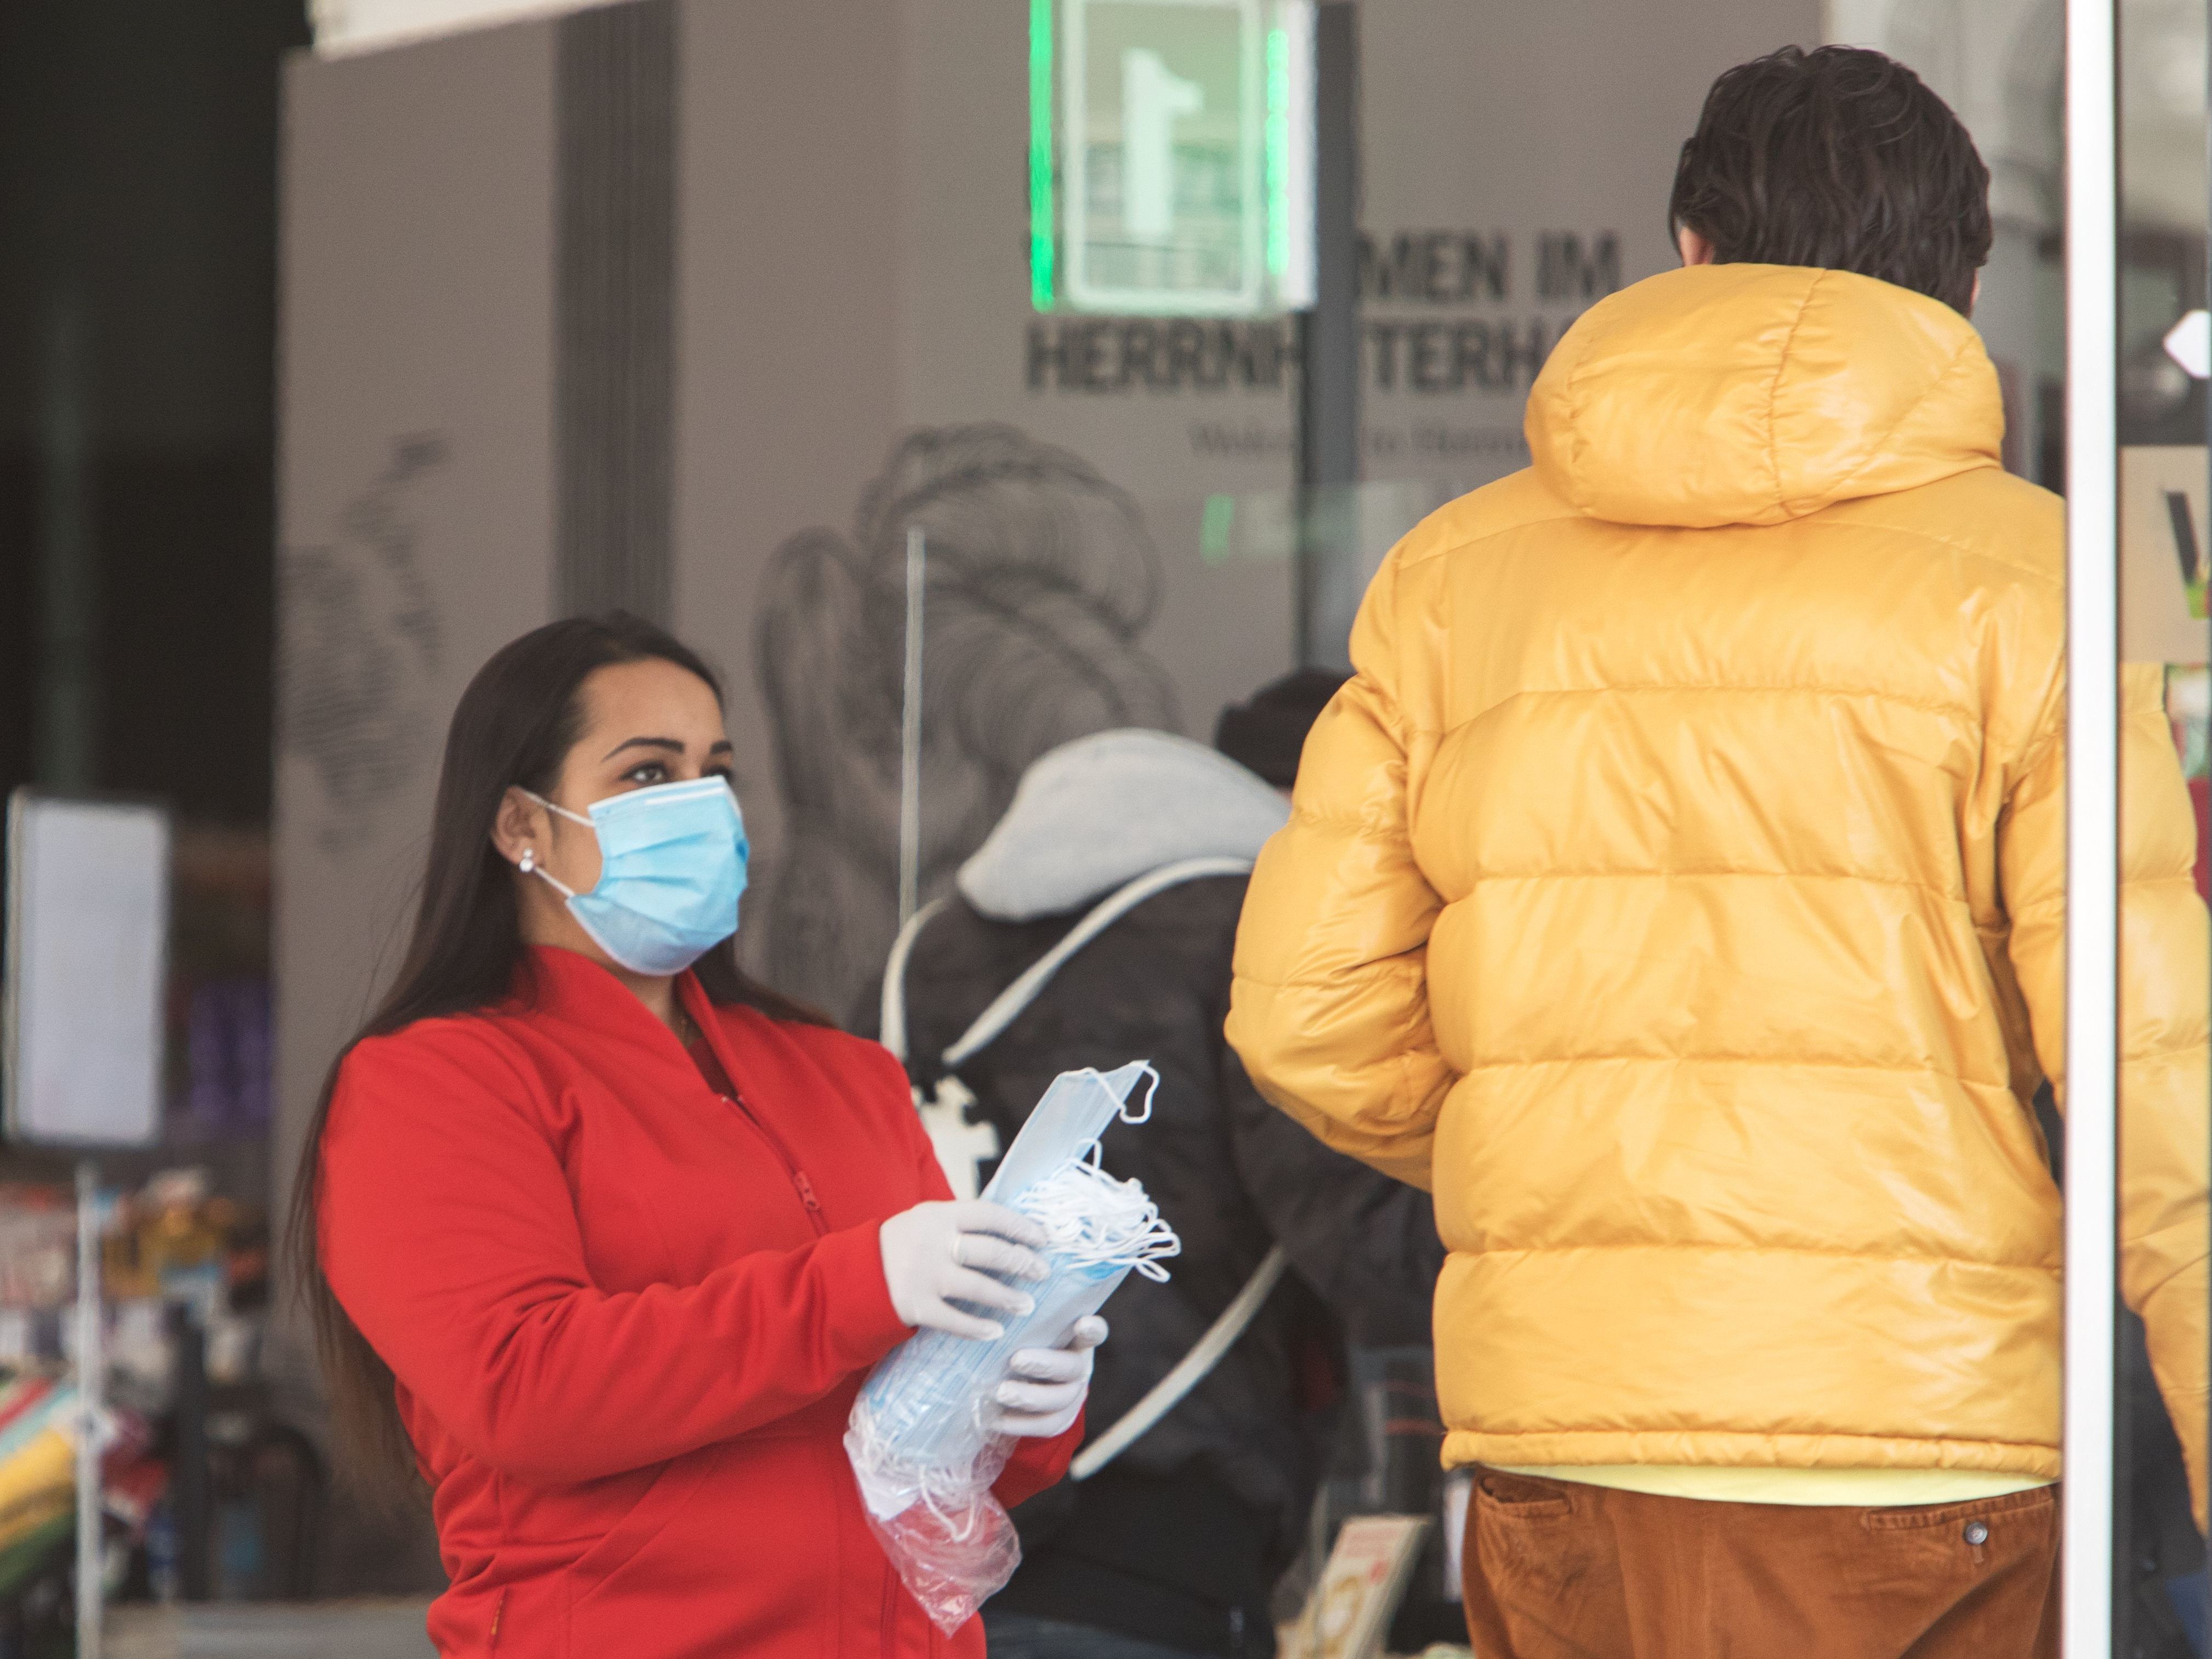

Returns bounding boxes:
[1116,1065,1162,1128]
[518,788,594,900]
[1017,1155,1180,1284]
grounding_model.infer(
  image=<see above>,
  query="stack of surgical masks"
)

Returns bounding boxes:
[845,1063,1180,1634]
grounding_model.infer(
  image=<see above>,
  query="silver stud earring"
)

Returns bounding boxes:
[519,848,536,874]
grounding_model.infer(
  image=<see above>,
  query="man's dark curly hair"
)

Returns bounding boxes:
[1669,45,1992,316]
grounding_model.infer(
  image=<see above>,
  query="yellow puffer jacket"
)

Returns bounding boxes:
[1227,264,2211,1512]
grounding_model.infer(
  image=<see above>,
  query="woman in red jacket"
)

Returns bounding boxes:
[292,614,1101,1658]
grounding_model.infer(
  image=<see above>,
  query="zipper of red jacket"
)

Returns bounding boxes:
[719,1088,829,1237]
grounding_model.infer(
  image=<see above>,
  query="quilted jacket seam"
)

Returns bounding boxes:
[1453,1428,2062,1455]
[1421,680,1978,738]
[1463,867,1970,904]
[2125,1038,2211,1067]
[1762,274,1821,513]
[1466,1240,2060,1271]
[2129,873,2204,893]
[1562,317,1592,512]
[1791,513,2063,590]
[2009,730,2063,792]
[1236,953,1422,994]
[1392,511,1592,573]
[1391,1045,1434,1128]
[1447,1053,2015,1088]
[1284,793,1427,835]
[1396,498,2050,586]
[2131,1222,2212,1303]
[1999,873,2200,925]
[1397,502,2052,586]
[1798,327,1988,513]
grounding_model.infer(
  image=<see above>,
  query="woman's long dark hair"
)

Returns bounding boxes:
[287,613,828,1502]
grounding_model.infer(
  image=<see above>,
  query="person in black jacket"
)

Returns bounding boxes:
[886,672,1445,1659]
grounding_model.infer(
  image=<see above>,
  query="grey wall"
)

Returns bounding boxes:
[273,18,562,1589]
[671,0,905,973]
[272,19,559,1266]
[1359,0,1818,490]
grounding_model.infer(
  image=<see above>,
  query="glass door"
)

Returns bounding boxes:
[2073,0,2210,1652]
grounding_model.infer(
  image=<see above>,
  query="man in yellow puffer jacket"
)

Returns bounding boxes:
[1227,44,2209,1658]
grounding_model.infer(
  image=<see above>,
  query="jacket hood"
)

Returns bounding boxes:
[1526,264,2003,529]
[957,728,1290,922]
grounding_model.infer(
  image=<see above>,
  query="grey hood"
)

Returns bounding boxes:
[956,728,1290,923]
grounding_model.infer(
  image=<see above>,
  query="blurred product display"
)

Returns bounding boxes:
[1259,1349,1465,1658]
[1279,1514,1429,1659]
[0,1168,316,1647]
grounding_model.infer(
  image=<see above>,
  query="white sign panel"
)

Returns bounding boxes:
[4,794,170,1150]
[2120,445,2212,666]
[311,0,621,58]
[1053,0,1313,316]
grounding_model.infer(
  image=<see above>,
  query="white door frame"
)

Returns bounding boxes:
[2061,0,2121,1650]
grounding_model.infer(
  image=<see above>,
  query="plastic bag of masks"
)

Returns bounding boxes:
[845,1064,1179,1632]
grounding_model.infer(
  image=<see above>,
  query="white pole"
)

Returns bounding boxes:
[899,526,926,927]
[2062,0,2120,1651]
[75,1158,101,1659]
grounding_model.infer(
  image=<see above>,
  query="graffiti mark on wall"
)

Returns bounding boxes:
[280,436,448,851]
[755,423,1181,1021]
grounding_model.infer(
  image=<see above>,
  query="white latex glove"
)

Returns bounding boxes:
[991,1314,1108,1439]
[878,1200,1050,1340]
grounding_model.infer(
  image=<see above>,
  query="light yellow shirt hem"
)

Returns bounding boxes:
[1489,1464,2056,1507]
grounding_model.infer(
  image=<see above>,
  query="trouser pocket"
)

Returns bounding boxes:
[1462,1468,1631,1659]
[1852,1482,2060,1657]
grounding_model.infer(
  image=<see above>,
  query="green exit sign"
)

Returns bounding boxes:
[1031,0,1315,317]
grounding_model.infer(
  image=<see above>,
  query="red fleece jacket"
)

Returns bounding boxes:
[320,946,1078,1657]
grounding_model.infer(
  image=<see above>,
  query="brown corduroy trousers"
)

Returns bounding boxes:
[1460,1468,2060,1659]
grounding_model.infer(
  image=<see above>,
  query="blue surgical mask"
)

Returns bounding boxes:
[521,777,748,976]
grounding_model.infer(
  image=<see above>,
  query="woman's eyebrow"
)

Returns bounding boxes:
[600,736,685,761]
